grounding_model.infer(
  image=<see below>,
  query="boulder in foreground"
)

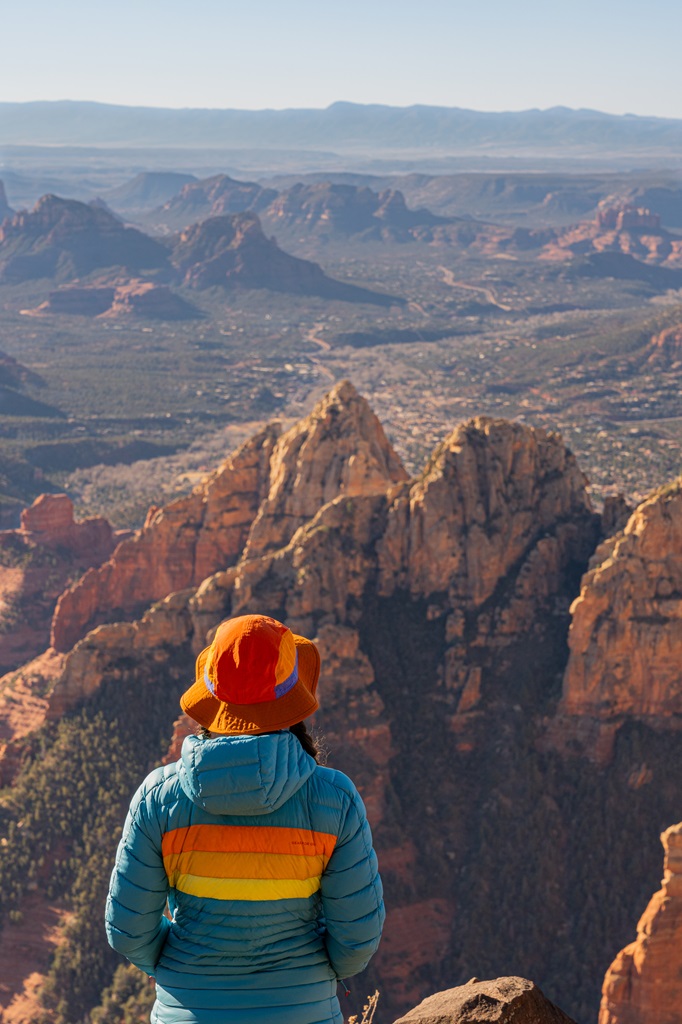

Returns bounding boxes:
[392,977,576,1023]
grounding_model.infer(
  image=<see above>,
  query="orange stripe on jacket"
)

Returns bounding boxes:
[162,824,336,860]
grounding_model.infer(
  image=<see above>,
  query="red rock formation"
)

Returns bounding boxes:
[164,712,197,764]
[377,417,592,604]
[0,495,119,672]
[0,194,169,283]
[170,212,400,304]
[598,204,661,232]
[393,977,576,1023]
[261,182,446,242]
[561,480,682,718]
[599,823,682,1024]
[530,202,682,267]
[19,494,115,559]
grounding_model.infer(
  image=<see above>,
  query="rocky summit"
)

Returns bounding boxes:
[0,383,681,1024]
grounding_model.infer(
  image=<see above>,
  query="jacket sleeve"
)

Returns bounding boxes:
[105,775,170,976]
[320,780,385,979]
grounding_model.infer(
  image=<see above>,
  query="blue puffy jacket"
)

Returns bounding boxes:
[106,731,384,1024]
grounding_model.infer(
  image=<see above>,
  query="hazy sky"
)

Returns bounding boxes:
[3,0,681,118]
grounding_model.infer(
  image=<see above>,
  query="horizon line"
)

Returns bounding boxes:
[0,98,677,123]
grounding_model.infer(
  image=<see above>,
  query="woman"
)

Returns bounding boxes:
[106,613,385,1024]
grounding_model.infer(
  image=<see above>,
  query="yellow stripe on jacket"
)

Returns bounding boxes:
[173,873,323,901]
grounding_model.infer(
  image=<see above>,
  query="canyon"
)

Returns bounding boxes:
[0,382,680,1024]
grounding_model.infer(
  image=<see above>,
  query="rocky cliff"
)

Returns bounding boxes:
[599,823,682,1024]
[561,480,682,718]
[2,385,682,1024]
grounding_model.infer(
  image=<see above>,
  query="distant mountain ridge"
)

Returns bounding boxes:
[2,101,682,156]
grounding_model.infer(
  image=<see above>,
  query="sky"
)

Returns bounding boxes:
[3,0,682,119]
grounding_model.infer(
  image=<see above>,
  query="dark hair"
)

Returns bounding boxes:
[290,720,322,763]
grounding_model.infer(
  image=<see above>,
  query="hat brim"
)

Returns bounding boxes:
[180,633,320,735]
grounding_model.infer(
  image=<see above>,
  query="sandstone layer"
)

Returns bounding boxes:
[393,977,576,1024]
[562,480,682,717]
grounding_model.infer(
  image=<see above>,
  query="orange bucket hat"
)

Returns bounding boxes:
[180,614,320,735]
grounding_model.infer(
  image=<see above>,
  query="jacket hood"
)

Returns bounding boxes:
[177,731,316,816]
